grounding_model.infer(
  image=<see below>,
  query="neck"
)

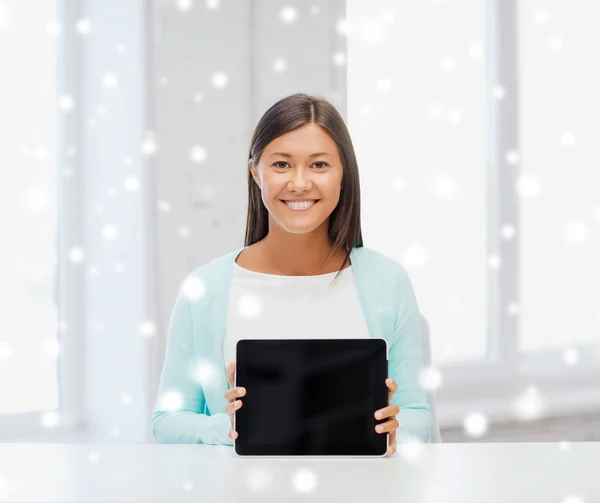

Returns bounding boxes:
[258,230,345,276]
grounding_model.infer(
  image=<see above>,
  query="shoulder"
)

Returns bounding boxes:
[178,248,240,302]
[353,246,412,285]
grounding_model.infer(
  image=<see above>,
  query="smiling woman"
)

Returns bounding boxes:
[151,93,434,451]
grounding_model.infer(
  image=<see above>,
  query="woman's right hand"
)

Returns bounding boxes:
[225,361,245,440]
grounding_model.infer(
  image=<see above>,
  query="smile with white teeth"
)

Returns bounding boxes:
[282,199,319,210]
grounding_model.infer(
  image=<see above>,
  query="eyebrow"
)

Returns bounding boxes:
[268,152,332,158]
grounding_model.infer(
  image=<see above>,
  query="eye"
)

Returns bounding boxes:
[272,161,329,169]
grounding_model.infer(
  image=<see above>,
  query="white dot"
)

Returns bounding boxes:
[463,412,488,437]
[381,9,395,24]
[563,347,579,365]
[244,467,273,491]
[404,243,429,268]
[116,44,126,53]
[114,262,124,272]
[23,187,50,213]
[121,394,132,405]
[431,175,458,201]
[107,187,116,197]
[377,78,392,93]
[89,266,100,278]
[468,43,483,58]
[139,321,156,338]
[41,411,60,429]
[76,18,92,35]
[211,72,229,89]
[501,224,515,240]
[560,130,576,146]
[206,0,220,10]
[158,200,171,213]
[87,452,99,464]
[181,276,206,300]
[291,468,317,493]
[333,52,346,66]
[47,21,62,36]
[493,85,506,100]
[592,206,600,220]
[192,92,204,103]
[102,72,119,88]
[280,6,298,24]
[142,135,158,156]
[309,6,320,16]
[160,391,183,410]
[360,20,384,45]
[102,224,119,240]
[176,0,193,11]
[159,76,169,87]
[391,177,406,192]
[59,95,75,112]
[110,426,121,437]
[238,294,263,319]
[398,439,425,463]
[505,149,520,165]
[0,342,12,358]
[558,440,571,451]
[68,246,85,263]
[45,340,60,358]
[562,495,585,503]
[273,58,287,73]
[507,302,520,316]
[179,226,190,238]
[195,360,217,386]
[513,386,544,421]
[124,176,140,192]
[447,109,462,123]
[190,145,207,163]
[361,104,373,115]
[336,19,349,36]
[534,9,550,24]
[182,481,194,492]
[442,57,457,72]
[428,103,442,117]
[420,366,443,391]
[516,174,541,198]
[487,254,502,269]
[565,221,588,243]
[548,36,563,50]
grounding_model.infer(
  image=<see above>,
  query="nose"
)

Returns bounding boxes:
[287,166,313,191]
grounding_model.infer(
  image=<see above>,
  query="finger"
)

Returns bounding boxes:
[374,404,400,420]
[375,418,399,434]
[387,430,397,456]
[226,399,243,416]
[224,386,245,402]
[228,429,238,440]
[386,378,398,403]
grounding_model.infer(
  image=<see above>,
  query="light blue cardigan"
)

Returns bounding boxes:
[151,245,432,445]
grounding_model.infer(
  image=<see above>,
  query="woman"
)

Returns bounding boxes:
[151,93,432,454]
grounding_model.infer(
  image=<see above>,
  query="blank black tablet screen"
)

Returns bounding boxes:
[234,339,388,456]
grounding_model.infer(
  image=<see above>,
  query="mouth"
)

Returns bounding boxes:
[280,199,320,211]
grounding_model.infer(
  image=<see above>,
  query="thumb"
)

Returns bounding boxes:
[226,361,236,388]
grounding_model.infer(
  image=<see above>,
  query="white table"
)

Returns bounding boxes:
[0,442,598,502]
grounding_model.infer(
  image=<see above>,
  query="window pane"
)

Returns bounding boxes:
[347,0,486,363]
[0,1,59,413]
[519,1,600,352]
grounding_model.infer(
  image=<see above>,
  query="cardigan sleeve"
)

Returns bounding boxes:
[388,265,433,443]
[150,286,232,445]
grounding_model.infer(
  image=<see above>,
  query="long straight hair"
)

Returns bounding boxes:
[244,93,363,283]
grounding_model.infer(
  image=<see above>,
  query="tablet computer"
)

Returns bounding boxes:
[233,338,389,457]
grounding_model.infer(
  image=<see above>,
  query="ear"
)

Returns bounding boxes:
[249,159,261,188]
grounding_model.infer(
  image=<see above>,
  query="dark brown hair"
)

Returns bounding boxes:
[244,93,363,283]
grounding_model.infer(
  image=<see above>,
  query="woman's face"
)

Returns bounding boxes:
[249,123,344,235]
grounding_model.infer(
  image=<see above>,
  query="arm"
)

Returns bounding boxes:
[150,285,231,445]
[388,266,433,443]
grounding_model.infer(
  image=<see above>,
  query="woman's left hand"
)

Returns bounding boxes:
[374,378,400,456]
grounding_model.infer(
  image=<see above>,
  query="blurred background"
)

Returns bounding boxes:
[1,0,599,444]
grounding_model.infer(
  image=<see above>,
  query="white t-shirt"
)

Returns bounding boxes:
[222,261,371,367]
